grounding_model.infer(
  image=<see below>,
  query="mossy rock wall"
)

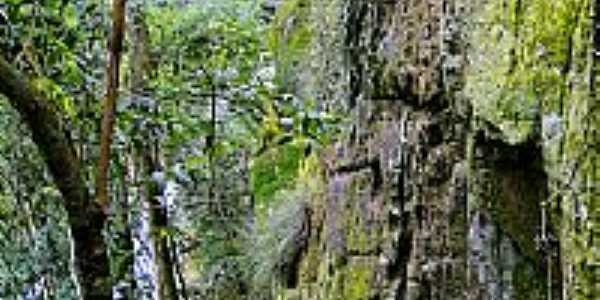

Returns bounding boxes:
[464,0,599,298]
[271,0,476,298]
[266,0,599,299]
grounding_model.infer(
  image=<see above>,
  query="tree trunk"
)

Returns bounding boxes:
[96,0,126,213]
[0,56,111,299]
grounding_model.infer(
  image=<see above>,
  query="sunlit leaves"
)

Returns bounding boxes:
[32,77,77,118]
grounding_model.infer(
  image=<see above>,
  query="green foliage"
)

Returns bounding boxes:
[250,140,305,211]
[268,0,313,90]
[0,0,338,297]
[268,0,312,53]
[342,263,372,300]
[513,260,545,300]
[2,0,104,118]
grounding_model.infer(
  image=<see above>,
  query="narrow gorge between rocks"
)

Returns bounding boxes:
[0,0,597,299]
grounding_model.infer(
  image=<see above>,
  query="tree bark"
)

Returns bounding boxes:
[96,0,126,212]
[0,56,111,299]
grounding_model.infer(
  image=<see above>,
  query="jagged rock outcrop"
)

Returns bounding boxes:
[266,1,567,299]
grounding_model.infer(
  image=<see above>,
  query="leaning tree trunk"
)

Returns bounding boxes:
[0,56,112,299]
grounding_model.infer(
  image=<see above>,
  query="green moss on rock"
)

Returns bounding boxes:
[341,259,374,300]
[268,0,313,89]
[250,141,304,211]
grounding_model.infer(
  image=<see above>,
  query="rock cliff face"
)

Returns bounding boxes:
[269,0,598,299]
